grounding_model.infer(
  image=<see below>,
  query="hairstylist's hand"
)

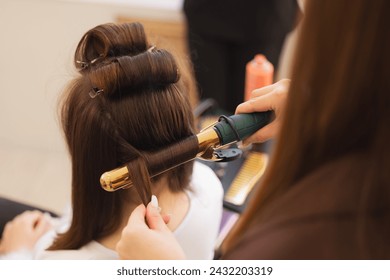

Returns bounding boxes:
[116,196,185,260]
[0,210,52,254]
[236,79,290,144]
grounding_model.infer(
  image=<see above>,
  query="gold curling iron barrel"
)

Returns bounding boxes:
[100,112,272,192]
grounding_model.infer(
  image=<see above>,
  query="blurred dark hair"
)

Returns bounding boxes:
[50,22,195,249]
[226,0,390,258]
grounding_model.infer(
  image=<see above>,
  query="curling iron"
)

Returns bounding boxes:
[100,111,272,192]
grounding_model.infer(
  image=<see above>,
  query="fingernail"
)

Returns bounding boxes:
[151,195,162,212]
[151,195,158,208]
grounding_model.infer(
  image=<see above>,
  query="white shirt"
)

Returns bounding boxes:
[34,161,223,260]
[173,161,224,259]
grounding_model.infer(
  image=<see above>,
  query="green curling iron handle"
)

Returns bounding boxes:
[214,111,273,146]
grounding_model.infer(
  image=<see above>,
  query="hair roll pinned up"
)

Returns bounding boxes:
[75,22,180,98]
[86,49,180,98]
[75,22,148,69]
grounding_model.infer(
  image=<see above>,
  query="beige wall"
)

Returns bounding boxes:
[0,0,183,152]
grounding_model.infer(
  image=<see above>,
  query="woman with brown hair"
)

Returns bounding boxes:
[116,0,390,259]
[20,22,223,259]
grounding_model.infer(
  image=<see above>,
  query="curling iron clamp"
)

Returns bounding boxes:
[100,112,272,192]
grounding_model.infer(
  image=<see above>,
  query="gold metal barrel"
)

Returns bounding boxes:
[100,129,220,192]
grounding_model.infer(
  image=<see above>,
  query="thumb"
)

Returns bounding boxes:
[145,195,169,232]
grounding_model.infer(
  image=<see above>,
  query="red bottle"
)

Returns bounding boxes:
[244,54,274,101]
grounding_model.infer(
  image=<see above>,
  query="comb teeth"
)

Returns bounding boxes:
[224,152,268,206]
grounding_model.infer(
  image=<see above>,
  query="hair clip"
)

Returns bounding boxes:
[89,87,104,98]
[76,60,89,70]
[147,45,156,52]
[76,54,104,70]
[175,67,180,82]
[90,54,104,65]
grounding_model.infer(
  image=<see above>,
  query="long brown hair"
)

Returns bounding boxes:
[225,0,390,257]
[50,22,195,249]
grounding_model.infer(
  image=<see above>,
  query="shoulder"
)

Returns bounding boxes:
[225,214,360,259]
[184,161,224,216]
[174,162,224,259]
[36,241,118,260]
[261,153,371,223]
[191,161,224,199]
[224,153,376,259]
